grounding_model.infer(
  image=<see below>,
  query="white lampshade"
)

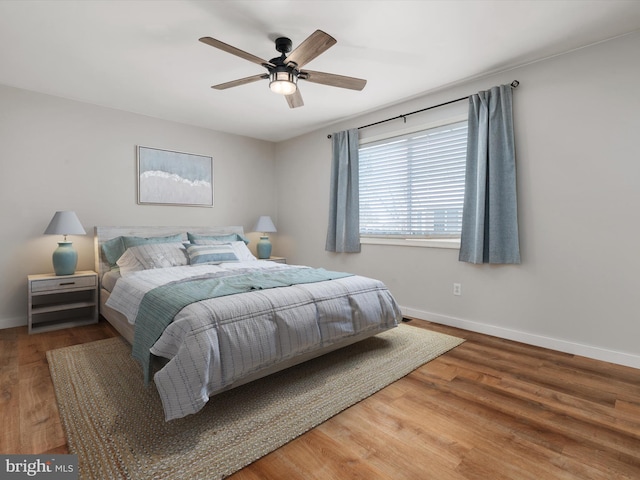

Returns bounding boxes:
[253,216,277,234]
[44,211,86,239]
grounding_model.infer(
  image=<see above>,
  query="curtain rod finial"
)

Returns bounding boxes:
[511,80,519,88]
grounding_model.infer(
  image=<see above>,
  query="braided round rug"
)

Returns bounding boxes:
[47,323,463,479]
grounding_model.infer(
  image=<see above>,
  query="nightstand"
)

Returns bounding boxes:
[268,256,287,264]
[27,270,99,334]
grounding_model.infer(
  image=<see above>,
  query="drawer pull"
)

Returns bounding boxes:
[60,282,76,286]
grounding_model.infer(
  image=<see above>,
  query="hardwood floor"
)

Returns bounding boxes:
[0,320,119,455]
[1,317,639,479]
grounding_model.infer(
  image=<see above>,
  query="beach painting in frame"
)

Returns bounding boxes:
[137,146,213,207]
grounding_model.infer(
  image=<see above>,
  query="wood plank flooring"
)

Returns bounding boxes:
[1,317,639,479]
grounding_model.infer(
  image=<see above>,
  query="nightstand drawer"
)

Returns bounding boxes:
[31,274,97,293]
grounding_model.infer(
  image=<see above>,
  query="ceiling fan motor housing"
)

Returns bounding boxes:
[275,37,293,54]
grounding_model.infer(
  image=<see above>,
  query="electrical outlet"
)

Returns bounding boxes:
[453,283,462,296]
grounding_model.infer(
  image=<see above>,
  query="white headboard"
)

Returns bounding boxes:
[94,225,245,282]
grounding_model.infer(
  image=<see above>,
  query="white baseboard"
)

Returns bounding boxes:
[401,306,640,370]
[0,315,27,330]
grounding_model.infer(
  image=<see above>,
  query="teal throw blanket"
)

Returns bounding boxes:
[132,267,353,383]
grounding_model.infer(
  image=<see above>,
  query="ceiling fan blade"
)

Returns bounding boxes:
[286,89,304,109]
[199,37,275,68]
[284,30,336,69]
[212,74,268,90]
[300,70,367,91]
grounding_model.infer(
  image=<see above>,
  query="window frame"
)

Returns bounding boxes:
[358,114,468,249]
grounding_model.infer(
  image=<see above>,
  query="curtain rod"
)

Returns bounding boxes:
[327,80,519,139]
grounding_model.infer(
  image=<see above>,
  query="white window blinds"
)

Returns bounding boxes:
[359,120,468,237]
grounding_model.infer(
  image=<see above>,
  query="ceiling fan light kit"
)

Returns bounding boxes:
[268,38,298,95]
[199,30,366,108]
[269,69,298,95]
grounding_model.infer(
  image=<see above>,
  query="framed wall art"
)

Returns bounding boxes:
[137,146,213,207]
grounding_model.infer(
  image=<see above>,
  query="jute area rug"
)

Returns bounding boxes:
[47,324,463,479]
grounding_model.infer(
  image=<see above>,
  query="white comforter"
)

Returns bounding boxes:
[106,261,401,420]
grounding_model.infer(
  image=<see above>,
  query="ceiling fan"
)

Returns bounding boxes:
[198,30,367,108]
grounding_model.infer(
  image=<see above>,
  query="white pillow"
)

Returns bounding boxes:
[117,243,188,275]
[229,241,257,261]
[116,249,145,275]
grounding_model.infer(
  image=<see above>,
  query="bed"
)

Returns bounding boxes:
[95,226,401,421]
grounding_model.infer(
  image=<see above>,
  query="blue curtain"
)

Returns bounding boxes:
[459,84,521,264]
[325,128,361,253]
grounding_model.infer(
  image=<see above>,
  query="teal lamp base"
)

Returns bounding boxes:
[256,236,272,259]
[52,241,78,276]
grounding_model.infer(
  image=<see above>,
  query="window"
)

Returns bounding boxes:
[359,119,468,240]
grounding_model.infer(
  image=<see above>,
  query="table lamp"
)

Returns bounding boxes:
[252,216,277,259]
[44,211,86,275]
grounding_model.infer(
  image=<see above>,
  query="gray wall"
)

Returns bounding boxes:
[275,32,640,367]
[0,85,276,327]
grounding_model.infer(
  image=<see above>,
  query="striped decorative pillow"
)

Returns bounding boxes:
[186,244,239,265]
[117,243,189,274]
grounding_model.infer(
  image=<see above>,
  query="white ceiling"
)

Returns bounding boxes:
[1,1,639,142]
